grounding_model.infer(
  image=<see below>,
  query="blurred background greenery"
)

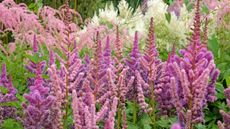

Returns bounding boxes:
[12,0,175,20]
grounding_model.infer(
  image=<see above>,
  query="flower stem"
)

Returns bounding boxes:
[74,0,77,11]
[117,106,122,129]
[133,101,137,124]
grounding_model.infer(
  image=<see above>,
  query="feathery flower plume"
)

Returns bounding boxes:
[125,31,153,125]
[0,64,17,124]
[168,0,219,128]
[114,26,123,61]
[22,60,55,129]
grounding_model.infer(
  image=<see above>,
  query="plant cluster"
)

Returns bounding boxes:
[0,0,229,129]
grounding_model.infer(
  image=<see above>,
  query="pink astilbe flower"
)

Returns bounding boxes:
[168,0,219,128]
[47,4,85,127]
[218,87,230,129]
[140,17,172,116]
[72,86,112,129]
[0,0,44,45]
[47,64,65,129]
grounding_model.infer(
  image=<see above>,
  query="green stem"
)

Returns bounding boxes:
[117,106,122,129]
[149,81,156,129]
[74,0,77,11]
[133,101,137,124]
[52,0,56,8]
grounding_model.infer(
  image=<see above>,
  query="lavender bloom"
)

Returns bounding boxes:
[125,31,152,113]
[22,61,55,129]
[218,87,230,129]
[0,64,17,103]
[72,86,112,129]
[0,64,17,123]
[168,0,219,127]
[141,17,172,115]
[48,64,65,129]
[103,36,112,69]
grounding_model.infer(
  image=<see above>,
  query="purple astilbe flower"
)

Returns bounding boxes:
[0,64,17,103]
[168,0,220,127]
[0,64,17,123]
[218,87,230,129]
[47,4,85,127]
[125,31,152,117]
[104,97,118,129]
[48,44,84,128]
[22,61,55,129]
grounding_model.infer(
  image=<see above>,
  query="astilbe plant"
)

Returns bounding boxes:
[218,87,230,129]
[22,35,55,129]
[138,17,172,128]
[168,0,220,128]
[125,31,153,124]
[0,63,17,124]
[0,0,82,49]
[70,30,128,129]
[47,2,85,128]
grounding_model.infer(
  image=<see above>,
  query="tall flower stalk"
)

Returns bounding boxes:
[0,63,17,125]
[22,35,55,129]
[168,0,219,128]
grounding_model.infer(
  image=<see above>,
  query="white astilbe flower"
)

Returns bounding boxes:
[166,4,193,48]
[84,0,218,53]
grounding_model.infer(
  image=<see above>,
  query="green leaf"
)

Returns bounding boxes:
[208,35,219,57]
[201,5,209,14]
[165,13,171,23]
[156,116,177,128]
[195,124,206,129]
[138,114,152,129]
[0,86,9,94]
[1,119,23,129]
[127,122,139,129]
[216,83,225,99]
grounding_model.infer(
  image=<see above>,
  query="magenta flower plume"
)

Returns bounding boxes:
[124,31,152,114]
[22,61,55,129]
[0,64,17,103]
[72,85,112,129]
[103,36,112,69]
[126,31,141,71]
[0,64,17,124]
[33,34,38,53]
[140,17,172,116]
[168,0,219,127]
[114,26,123,61]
